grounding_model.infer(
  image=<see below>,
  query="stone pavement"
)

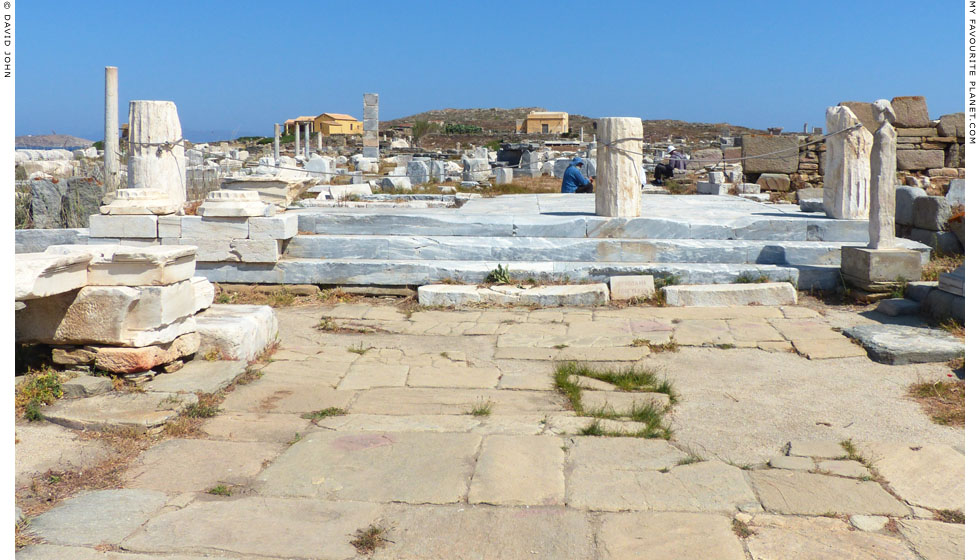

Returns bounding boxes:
[17,301,964,559]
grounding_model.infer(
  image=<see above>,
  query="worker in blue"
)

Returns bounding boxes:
[561,157,594,193]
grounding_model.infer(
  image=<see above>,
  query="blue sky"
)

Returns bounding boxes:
[15,0,967,142]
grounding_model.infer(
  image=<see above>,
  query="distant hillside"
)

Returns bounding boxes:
[381,108,764,141]
[16,134,94,148]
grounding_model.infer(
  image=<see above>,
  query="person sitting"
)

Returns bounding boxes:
[653,162,673,185]
[667,145,687,172]
[561,157,594,193]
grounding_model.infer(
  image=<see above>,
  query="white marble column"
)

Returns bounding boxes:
[316,131,323,152]
[595,117,643,217]
[824,105,872,219]
[104,66,120,196]
[273,123,280,166]
[304,123,310,159]
[127,100,186,207]
[869,100,898,249]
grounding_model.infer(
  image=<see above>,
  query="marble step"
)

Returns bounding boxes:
[195,258,842,289]
[284,234,929,267]
[293,210,873,242]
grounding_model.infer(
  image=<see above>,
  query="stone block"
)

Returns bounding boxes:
[28,178,68,229]
[42,392,196,433]
[912,196,951,231]
[92,332,201,373]
[662,282,797,307]
[249,214,298,239]
[44,244,196,286]
[907,228,963,255]
[890,96,931,128]
[145,358,246,394]
[609,275,656,300]
[896,149,944,171]
[895,185,926,226]
[179,238,280,263]
[875,298,920,317]
[938,266,964,297]
[15,253,91,301]
[691,148,723,168]
[757,173,791,191]
[921,288,966,325]
[418,285,483,307]
[707,171,725,184]
[380,176,412,191]
[99,188,181,215]
[157,215,181,237]
[494,167,513,184]
[843,324,964,365]
[840,247,921,292]
[945,179,965,206]
[697,182,729,195]
[741,135,799,174]
[16,281,199,346]
[839,101,876,131]
[27,489,170,546]
[190,276,214,313]
[88,214,158,238]
[896,127,938,137]
[180,216,250,239]
[798,198,824,213]
[938,112,965,138]
[736,183,760,194]
[61,375,113,398]
[195,304,278,362]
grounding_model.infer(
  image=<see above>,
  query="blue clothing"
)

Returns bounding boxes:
[561,164,591,193]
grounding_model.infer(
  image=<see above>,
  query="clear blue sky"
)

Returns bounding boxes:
[15,0,966,143]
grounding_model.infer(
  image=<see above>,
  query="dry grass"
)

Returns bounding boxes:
[350,523,392,554]
[908,379,965,427]
[934,509,965,524]
[732,518,755,538]
[921,252,964,282]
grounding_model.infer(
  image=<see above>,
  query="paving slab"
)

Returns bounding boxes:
[744,514,918,559]
[15,545,234,560]
[814,459,870,478]
[468,435,565,506]
[349,388,566,415]
[29,489,168,546]
[121,497,382,560]
[316,413,482,433]
[372,504,593,560]
[41,392,197,432]
[788,440,847,458]
[791,336,868,359]
[219,378,354,414]
[336,363,409,390]
[768,455,814,470]
[15,422,114,488]
[857,442,964,511]
[122,438,281,492]
[579,390,671,415]
[256,431,481,503]
[897,519,965,560]
[60,375,113,398]
[406,365,500,388]
[597,512,744,560]
[144,359,247,394]
[842,324,965,365]
[200,411,315,442]
[750,470,910,516]
[672,320,735,346]
[567,437,688,471]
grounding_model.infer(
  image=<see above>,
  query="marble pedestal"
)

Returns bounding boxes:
[840,247,922,292]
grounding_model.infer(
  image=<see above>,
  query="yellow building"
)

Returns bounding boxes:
[518,111,569,134]
[285,113,363,135]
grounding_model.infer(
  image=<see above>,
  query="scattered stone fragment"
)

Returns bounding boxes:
[768,456,814,470]
[842,324,965,365]
[42,391,197,432]
[60,374,113,398]
[875,298,920,317]
[849,515,889,532]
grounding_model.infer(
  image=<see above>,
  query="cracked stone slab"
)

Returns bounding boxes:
[468,435,565,506]
[144,359,247,394]
[15,422,114,488]
[256,431,481,503]
[200,411,313,443]
[406,365,500,388]
[597,512,744,560]
[897,519,965,560]
[857,442,964,511]
[348,388,566,415]
[41,392,197,432]
[579,390,671,415]
[750,470,910,516]
[122,439,282,493]
[744,514,918,559]
[842,324,965,364]
[15,545,231,560]
[29,489,169,546]
[121,497,382,559]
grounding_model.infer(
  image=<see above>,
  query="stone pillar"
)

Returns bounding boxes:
[127,100,186,207]
[104,66,120,197]
[363,93,379,159]
[303,123,311,160]
[869,100,898,249]
[595,117,643,217]
[273,123,280,166]
[824,105,872,219]
[316,131,323,152]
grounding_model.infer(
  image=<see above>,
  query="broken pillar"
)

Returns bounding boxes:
[824,105,872,219]
[273,123,280,165]
[126,100,187,208]
[595,117,643,217]
[363,93,379,159]
[304,123,310,160]
[316,131,323,152]
[104,66,120,198]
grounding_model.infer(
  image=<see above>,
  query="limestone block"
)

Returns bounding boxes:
[179,238,280,263]
[843,324,964,365]
[89,214,158,238]
[99,188,181,215]
[45,244,196,286]
[945,179,965,206]
[61,374,113,398]
[938,112,965,138]
[895,185,926,226]
[798,199,824,212]
[596,117,643,217]
[757,173,791,192]
[691,148,723,169]
[127,100,186,206]
[17,282,199,346]
[609,275,656,300]
[198,189,275,217]
[839,101,876,131]
[462,158,491,182]
[494,167,514,184]
[707,171,725,184]
[824,105,872,219]
[92,332,200,373]
[896,127,938,137]
[15,253,91,301]
[380,176,412,191]
[741,135,799,174]
[157,215,181,237]
[896,149,944,171]
[220,177,311,208]
[429,160,447,182]
[195,304,278,362]
[662,282,797,307]
[736,183,761,194]
[181,215,250,239]
[696,182,729,195]
[890,96,930,128]
[418,285,482,307]
[407,160,430,185]
[841,247,921,292]
[249,214,298,240]
[912,196,951,231]
[190,276,214,313]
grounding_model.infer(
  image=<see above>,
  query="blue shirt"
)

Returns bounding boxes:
[561,164,591,193]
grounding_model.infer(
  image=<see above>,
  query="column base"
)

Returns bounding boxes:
[840,247,922,292]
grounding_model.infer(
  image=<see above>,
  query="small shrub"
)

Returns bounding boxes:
[207,484,232,496]
[468,399,494,417]
[485,264,512,284]
[350,523,391,554]
[935,509,965,524]
[301,407,347,421]
[183,400,221,419]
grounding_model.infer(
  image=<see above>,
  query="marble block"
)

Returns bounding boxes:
[89,214,159,238]
[609,275,656,300]
[179,238,280,263]
[15,253,92,301]
[181,216,250,239]
[197,189,275,217]
[99,188,182,215]
[841,247,922,292]
[249,214,299,240]
[44,244,196,286]
[190,276,215,313]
